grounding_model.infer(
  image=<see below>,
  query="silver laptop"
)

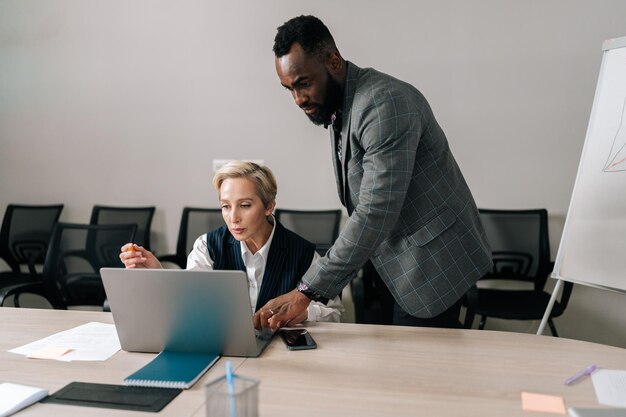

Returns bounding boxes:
[100,268,273,357]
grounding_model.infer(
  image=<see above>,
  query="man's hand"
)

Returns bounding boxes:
[253,289,311,331]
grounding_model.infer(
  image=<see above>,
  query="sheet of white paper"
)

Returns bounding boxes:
[0,383,48,417]
[9,322,120,361]
[592,369,626,408]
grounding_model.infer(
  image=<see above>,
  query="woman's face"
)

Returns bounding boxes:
[219,177,274,244]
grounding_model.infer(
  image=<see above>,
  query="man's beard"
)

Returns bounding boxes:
[305,74,343,126]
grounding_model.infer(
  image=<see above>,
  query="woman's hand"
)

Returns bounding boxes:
[119,243,163,269]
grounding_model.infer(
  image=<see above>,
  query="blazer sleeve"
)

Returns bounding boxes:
[302,89,424,298]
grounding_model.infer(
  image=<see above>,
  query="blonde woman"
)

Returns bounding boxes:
[120,161,342,323]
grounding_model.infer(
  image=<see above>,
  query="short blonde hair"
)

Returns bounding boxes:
[212,161,278,207]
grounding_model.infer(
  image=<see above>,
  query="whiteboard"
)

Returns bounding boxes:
[553,36,626,293]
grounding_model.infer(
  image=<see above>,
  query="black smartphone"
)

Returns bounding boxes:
[279,329,317,350]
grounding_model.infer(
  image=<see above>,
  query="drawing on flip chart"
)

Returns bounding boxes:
[602,96,626,172]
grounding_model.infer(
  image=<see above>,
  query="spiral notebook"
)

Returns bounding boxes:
[124,351,220,389]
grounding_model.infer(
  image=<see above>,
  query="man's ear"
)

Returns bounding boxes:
[326,51,343,74]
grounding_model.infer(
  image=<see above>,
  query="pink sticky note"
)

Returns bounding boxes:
[521,392,566,414]
[27,346,73,360]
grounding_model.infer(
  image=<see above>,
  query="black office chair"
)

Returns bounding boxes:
[463,209,573,336]
[90,205,155,251]
[274,209,342,255]
[0,204,64,293]
[0,222,136,309]
[158,207,223,269]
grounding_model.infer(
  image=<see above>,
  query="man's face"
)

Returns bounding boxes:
[275,43,342,126]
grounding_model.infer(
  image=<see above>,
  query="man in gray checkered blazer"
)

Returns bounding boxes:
[254,15,492,330]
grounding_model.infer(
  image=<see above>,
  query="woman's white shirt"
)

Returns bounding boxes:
[186,222,343,322]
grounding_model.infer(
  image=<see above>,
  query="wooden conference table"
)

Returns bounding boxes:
[1,307,625,417]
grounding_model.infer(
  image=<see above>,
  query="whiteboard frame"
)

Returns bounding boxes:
[538,36,626,335]
[603,36,626,51]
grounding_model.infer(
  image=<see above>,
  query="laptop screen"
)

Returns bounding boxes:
[100,268,272,357]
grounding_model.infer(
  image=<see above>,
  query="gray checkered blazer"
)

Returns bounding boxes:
[302,61,492,318]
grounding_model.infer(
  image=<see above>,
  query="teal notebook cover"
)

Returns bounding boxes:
[124,351,220,389]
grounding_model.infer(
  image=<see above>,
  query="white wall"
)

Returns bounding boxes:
[1,0,625,346]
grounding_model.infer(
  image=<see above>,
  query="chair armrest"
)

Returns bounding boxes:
[0,282,49,307]
[157,254,185,269]
[61,249,97,269]
[0,253,20,273]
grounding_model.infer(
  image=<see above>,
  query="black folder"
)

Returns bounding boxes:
[41,382,181,412]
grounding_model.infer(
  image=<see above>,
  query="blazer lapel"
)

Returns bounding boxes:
[331,126,346,207]
[340,111,351,212]
[337,61,358,213]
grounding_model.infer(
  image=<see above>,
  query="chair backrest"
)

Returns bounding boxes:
[0,204,64,274]
[478,208,551,290]
[274,209,342,255]
[178,207,224,262]
[90,205,155,251]
[42,222,136,308]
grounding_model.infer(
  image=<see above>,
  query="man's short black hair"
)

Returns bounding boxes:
[273,15,336,59]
